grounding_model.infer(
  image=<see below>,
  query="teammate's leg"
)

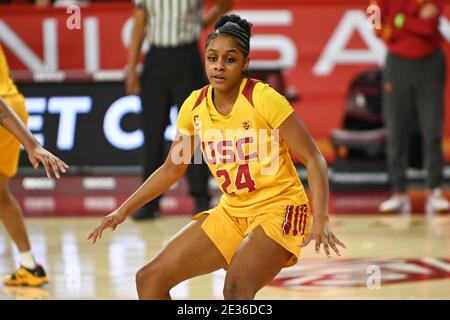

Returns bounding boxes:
[0,173,47,286]
[0,173,31,253]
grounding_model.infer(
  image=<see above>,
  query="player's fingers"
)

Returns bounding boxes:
[301,234,312,247]
[55,158,67,173]
[87,230,97,243]
[61,160,70,170]
[40,155,51,179]
[29,156,39,169]
[111,220,120,231]
[96,222,107,240]
[87,227,98,240]
[315,239,320,254]
[323,241,331,258]
[93,232,99,244]
[329,241,341,256]
[48,156,60,179]
[332,234,347,248]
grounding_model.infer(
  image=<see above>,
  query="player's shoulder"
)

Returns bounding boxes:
[243,78,268,93]
[238,78,266,107]
[250,79,286,106]
[185,85,209,111]
[246,79,279,97]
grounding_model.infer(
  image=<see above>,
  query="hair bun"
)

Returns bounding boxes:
[214,14,252,36]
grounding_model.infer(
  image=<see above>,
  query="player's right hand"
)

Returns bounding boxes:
[87,210,127,244]
[28,145,69,179]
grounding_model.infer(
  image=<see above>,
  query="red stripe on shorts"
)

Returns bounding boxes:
[300,204,308,235]
[292,206,300,236]
[282,205,293,236]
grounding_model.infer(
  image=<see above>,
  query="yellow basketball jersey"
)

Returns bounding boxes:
[0,45,21,98]
[177,78,308,217]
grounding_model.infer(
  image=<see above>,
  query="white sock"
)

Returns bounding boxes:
[19,251,37,269]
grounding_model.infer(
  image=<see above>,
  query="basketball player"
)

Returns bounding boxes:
[88,14,346,300]
[1,45,69,286]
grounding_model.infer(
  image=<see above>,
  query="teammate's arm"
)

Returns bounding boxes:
[87,132,197,243]
[279,113,346,257]
[0,97,69,179]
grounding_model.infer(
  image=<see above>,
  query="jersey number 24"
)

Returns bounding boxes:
[216,164,256,194]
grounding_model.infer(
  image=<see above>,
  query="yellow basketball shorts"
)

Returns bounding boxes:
[193,202,312,267]
[0,94,28,177]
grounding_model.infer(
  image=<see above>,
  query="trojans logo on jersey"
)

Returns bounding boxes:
[242,120,251,130]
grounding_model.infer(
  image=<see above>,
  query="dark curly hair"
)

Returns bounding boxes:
[205,14,253,58]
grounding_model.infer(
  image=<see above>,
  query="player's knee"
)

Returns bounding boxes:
[135,262,165,291]
[223,275,256,300]
[136,265,154,290]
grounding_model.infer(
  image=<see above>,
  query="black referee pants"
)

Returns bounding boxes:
[140,42,210,212]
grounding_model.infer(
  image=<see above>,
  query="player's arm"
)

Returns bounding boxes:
[0,97,69,178]
[203,0,233,29]
[279,113,329,224]
[125,6,147,95]
[115,132,195,217]
[87,132,197,243]
[279,113,346,257]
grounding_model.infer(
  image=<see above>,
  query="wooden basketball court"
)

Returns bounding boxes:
[1,214,450,300]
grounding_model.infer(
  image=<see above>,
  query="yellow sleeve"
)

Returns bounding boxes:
[255,85,294,129]
[0,46,20,98]
[176,90,198,136]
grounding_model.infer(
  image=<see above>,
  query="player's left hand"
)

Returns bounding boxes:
[301,216,346,258]
[27,145,69,179]
[87,209,127,244]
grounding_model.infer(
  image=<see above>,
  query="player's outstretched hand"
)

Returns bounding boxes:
[27,145,69,179]
[301,216,346,258]
[87,210,127,244]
